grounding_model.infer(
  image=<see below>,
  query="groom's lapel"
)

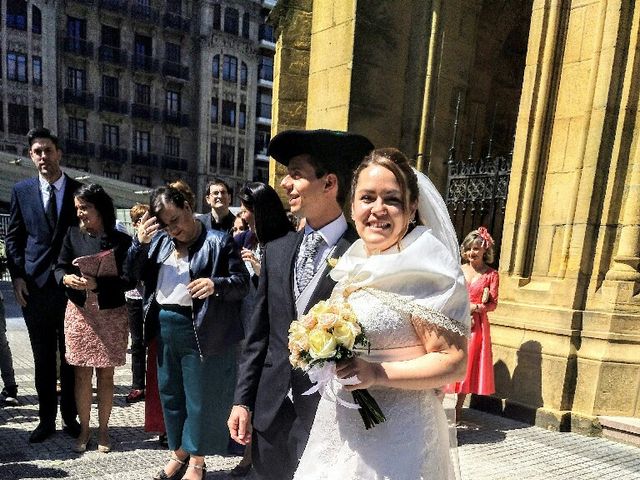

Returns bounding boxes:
[285,230,304,310]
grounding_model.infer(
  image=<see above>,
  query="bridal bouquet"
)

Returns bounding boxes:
[288,299,386,429]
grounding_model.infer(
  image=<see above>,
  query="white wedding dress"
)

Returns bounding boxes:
[293,287,456,480]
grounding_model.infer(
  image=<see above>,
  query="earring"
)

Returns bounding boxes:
[409,217,417,226]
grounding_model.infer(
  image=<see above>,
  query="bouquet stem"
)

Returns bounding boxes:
[352,389,386,429]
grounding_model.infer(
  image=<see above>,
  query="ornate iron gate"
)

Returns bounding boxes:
[444,100,513,265]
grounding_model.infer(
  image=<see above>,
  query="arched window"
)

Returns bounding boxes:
[224,7,239,35]
[212,54,220,78]
[240,62,248,87]
[32,5,41,34]
[242,12,250,39]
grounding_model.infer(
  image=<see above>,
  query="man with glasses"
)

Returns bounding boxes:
[197,178,235,233]
[5,127,81,442]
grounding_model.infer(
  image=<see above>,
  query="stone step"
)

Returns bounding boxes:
[598,416,640,447]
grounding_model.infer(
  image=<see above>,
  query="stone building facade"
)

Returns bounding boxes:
[0,0,275,209]
[270,0,640,435]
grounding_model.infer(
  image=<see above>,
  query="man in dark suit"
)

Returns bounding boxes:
[5,128,81,442]
[229,129,374,479]
[196,178,235,232]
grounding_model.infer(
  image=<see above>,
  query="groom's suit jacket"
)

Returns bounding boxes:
[234,224,358,433]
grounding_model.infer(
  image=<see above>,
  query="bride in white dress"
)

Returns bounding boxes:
[293,148,470,480]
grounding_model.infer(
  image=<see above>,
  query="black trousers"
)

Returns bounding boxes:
[126,297,146,390]
[23,276,76,426]
[251,400,313,480]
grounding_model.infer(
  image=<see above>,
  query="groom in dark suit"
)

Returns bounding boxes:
[229,129,373,479]
[5,128,81,442]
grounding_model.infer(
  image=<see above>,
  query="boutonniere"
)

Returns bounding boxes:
[326,256,340,269]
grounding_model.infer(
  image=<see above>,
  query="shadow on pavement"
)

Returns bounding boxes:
[0,463,69,479]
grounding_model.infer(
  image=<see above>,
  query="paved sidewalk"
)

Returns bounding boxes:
[1,282,639,479]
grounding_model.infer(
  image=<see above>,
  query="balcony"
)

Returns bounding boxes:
[163,110,190,127]
[98,96,129,114]
[99,45,128,67]
[99,0,128,12]
[163,12,190,33]
[131,103,159,121]
[259,24,276,49]
[99,145,128,163]
[162,155,187,170]
[131,53,159,73]
[70,0,96,4]
[162,61,189,81]
[62,37,94,58]
[64,139,95,157]
[131,4,159,23]
[63,89,95,109]
[131,151,157,167]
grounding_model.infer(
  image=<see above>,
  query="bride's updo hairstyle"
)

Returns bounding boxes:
[351,147,421,225]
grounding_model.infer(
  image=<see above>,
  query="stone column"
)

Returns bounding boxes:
[492,0,640,428]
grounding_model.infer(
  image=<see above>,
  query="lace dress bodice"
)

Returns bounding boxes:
[294,288,456,480]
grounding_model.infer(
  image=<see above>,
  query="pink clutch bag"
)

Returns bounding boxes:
[72,249,118,278]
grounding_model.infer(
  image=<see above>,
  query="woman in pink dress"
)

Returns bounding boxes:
[454,226,499,421]
[55,184,133,453]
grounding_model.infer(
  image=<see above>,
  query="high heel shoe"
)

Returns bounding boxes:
[152,454,189,480]
[72,431,92,453]
[181,461,206,480]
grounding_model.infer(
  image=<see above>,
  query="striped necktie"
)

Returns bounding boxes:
[295,231,324,297]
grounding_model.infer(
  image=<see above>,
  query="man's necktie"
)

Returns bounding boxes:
[46,184,58,228]
[295,231,324,297]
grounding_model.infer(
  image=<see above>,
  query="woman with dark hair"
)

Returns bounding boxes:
[128,181,249,480]
[237,182,293,279]
[55,183,133,453]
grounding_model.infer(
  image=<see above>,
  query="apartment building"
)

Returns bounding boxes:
[0,0,275,207]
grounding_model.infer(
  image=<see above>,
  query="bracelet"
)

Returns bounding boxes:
[235,404,252,414]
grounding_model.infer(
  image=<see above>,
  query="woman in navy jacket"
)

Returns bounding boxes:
[127,181,249,480]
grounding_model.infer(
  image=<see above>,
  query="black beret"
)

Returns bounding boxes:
[267,129,374,173]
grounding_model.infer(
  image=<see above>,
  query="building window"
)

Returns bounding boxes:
[167,0,181,14]
[132,174,151,186]
[0,102,3,132]
[103,124,119,146]
[135,130,150,154]
[255,129,270,155]
[242,12,250,39]
[33,108,43,129]
[101,24,120,49]
[257,92,272,119]
[212,55,220,78]
[134,83,150,105]
[165,90,181,113]
[67,67,86,92]
[223,55,237,82]
[7,52,27,83]
[220,144,234,171]
[102,75,119,98]
[165,136,180,157]
[211,98,219,123]
[213,4,221,30]
[134,34,152,57]
[69,118,87,141]
[166,42,181,63]
[32,57,42,85]
[222,100,236,127]
[224,7,239,35]
[32,5,42,34]
[6,0,27,31]
[8,103,29,135]
[239,104,246,129]
[67,16,86,39]
[259,55,273,82]
[240,62,248,87]
[237,147,245,175]
[210,142,218,168]
[103,170,120,180]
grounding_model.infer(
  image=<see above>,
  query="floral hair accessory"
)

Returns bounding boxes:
[477,227,494,249]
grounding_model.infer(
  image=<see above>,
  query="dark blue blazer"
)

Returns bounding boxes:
[6,174,82,288]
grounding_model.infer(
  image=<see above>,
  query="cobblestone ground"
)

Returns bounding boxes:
[1,282,639,479]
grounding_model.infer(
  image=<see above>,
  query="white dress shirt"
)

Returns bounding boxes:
[39,173,66,218]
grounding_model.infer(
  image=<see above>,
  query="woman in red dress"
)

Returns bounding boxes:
[454,227,499,421]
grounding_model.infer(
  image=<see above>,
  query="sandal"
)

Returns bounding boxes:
[152,454,189,480]
[181,462,206,480]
